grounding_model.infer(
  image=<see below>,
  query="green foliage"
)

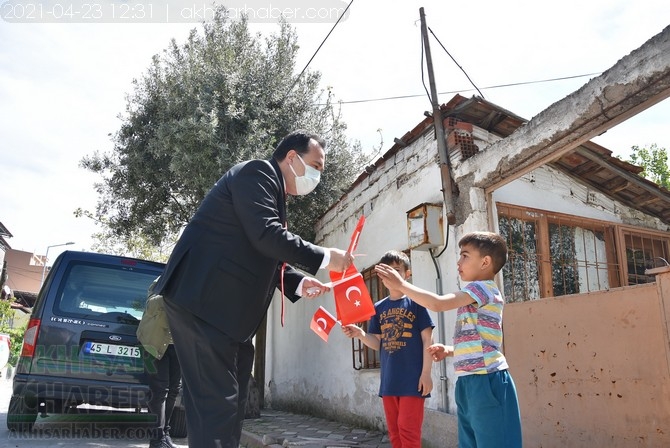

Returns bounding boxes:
[0,300,13,328]
[628,144,669,189]
[80,7,365,247]
[0,300,25,366]
[4,327,25,367]
[74,208,175,263]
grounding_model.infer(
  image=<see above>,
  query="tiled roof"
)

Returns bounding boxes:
[351,94,670,226]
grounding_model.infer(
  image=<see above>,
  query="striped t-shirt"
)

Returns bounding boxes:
[453,280,509,376]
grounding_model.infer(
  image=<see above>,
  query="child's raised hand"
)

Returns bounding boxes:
[341,324,363,339]
[427,343,453,362]
[374,263,404,289]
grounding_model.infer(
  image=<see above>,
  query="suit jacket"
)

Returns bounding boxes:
[154,158,325,342]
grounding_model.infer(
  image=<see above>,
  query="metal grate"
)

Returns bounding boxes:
[497,203,669,302]
[351,267,382,370]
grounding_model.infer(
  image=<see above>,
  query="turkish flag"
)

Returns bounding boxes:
[310,306,338,342]
[347,215,366,254]
[329,265,375,326]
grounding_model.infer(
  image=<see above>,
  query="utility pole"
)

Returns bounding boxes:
[419,6,453,415]
[420,7,456,225]
[40,241,74,286]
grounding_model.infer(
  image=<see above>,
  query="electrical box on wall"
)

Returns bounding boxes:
[406,203,444,251]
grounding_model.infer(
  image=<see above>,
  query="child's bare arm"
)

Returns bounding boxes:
[375,264,474,312]
[341,324,381,351]
[418,326,434,396]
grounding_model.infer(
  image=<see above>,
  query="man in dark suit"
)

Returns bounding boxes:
[154,130,353,448]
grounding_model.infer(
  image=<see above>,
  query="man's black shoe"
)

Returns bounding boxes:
[149,438,171,448]
[164,434,178,448]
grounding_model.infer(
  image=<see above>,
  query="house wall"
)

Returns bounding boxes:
[5,249,42,295]
[493,164,668,231]
[264,125,670,447]
[504,271,670,447]
[263,25,670,447]
[264,129,462,443]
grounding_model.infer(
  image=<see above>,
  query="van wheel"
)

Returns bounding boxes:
[169,406,187,438]
[7,395,38,432]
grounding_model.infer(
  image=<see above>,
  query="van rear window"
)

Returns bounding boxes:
[54,262,159,324]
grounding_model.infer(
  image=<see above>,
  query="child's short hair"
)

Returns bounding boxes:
[379,250,411,270]
[458,232,508,274]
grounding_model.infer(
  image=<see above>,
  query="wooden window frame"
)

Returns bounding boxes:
[497,202,670,301]
[350,267,383,370]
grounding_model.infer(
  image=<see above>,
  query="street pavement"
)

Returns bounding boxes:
[0,365,390,448]
[241,409,391,448]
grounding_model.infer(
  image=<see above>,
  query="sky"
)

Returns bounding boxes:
[0,0,668,263]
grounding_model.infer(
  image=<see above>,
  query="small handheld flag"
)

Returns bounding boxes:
[343,215,366,280]
[347,215,366,254]
[310,306,338,342]
[329,265,375,326]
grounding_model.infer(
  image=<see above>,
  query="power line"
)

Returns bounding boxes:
[420,23,432,105]
[428,26,485,99]
[331,72,602,105]
[278,0,355,107]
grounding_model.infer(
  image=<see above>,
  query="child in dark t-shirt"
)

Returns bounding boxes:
[342,250,434,448]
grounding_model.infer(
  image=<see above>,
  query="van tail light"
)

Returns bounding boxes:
[20,318,41,358]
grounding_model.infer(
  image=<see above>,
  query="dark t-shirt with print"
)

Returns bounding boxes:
[368,296,434,397]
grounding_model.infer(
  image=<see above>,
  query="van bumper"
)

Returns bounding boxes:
[11,373,150,409]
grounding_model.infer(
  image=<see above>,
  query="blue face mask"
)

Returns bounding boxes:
[290,154,321,195]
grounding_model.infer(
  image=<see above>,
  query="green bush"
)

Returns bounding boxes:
[0,299,26,366]
[4,326,25,366]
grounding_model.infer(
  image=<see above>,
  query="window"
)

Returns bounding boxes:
[624,231,670,284]
[55,262,156,324]
[497,203,669,302]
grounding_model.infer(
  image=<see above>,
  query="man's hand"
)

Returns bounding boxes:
[301,277,330,298]
[326,248,354,272]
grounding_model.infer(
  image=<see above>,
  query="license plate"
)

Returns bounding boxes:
[84,342,141,358]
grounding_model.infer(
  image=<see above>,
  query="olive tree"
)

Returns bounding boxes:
[80,9,365,256]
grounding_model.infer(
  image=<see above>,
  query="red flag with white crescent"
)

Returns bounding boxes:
[329,265,375,326]
[310,306,338,342]
[347,215,365,254]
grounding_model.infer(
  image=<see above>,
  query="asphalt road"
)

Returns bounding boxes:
[0,366,188,447]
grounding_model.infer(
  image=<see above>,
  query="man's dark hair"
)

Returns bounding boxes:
[458,232,508,274]
[272,130,326,160]
[379,250,411,270]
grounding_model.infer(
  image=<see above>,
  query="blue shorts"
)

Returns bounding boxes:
[455,369,522,448]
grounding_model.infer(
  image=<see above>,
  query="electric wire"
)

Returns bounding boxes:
[330,72,602,105]
[420,27,432,104]
[278,0,355,107]
[428,26,485,99]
